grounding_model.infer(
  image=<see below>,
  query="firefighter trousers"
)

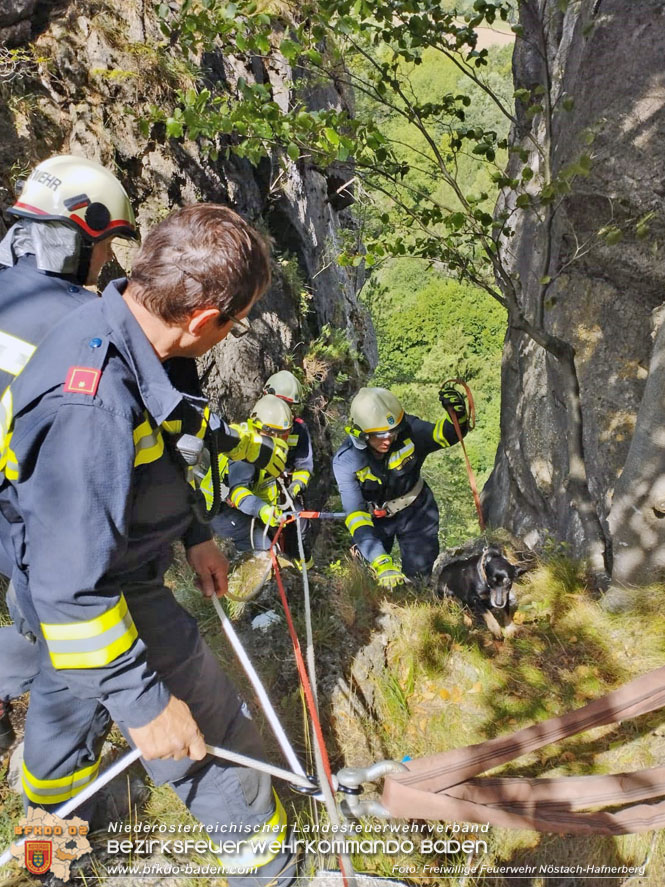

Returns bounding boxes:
[22,581,293,885]
[373,483,440,580]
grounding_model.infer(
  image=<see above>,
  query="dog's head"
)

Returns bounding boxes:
[482,547,528,609]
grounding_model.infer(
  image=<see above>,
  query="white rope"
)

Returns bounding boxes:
[281,484,357,887]
[211,594,306,778]
[205,744,314,789]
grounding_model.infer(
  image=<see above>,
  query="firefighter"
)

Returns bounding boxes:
[0,154,140,749]
[210,395,295,555]
[0,156,288,752]
[0,205,294,883]
[263,370,314,566]
[333,386,469,587]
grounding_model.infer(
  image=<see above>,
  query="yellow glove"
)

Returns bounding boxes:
[229,425,288,478]
[259,503,283,528]
[288,469,311,499]
[371,555,406,589]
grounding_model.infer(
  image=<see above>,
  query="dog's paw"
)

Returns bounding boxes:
[502,621,520,639]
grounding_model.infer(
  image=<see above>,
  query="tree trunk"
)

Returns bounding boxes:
[484,0,665,583]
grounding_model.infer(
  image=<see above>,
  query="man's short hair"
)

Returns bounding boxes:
[129,204,271,322]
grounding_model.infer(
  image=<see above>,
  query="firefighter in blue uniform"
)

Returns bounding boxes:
[0,154,140,749]
[0,157,288,751]
[333,386,469,587]
[210,395,295,554]
[0,204,294,883]
[263,371,314,566]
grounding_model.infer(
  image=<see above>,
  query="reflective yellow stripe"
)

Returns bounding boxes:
[216,791,287,872]
[22,756,101,805]
[42,595,131,641]
[0,387,17,479]
[287,433,298,447]
[134,412,164,466]
[0,329,36,377]
[433,417,453,448]
[345,510,374,535]
[388,438,415,470]
[200,454,230,507]
[41,595,139,670]
[356,466,381,484]
[230,486,252,508]
[291,469,310,485]
[198,405,210,440]
[161,419,182,434]
[256,475,278,504]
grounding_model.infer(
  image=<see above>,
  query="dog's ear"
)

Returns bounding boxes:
[513,563,529,577]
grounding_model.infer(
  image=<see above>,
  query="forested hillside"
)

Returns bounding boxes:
[356,42,513,544]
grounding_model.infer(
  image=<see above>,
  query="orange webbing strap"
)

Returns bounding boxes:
[441,378,485,531]
[382,665,665,834]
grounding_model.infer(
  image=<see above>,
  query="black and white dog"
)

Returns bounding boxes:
[432,545,528,638]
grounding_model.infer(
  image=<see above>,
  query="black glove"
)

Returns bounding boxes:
[439,386,468,426]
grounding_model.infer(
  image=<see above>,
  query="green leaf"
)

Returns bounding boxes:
[286,142,300,161]
[515,193,531,209]
[324,127,340,146]
[165,117,184,138]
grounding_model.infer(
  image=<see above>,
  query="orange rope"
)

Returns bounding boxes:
[441,378,485,532]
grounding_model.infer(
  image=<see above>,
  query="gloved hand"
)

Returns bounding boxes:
[287,469,311,500]
[439,386,468,427]
[230,425,288,478]
[259,503,283,528]
[371,554,406,589]
[288,480,304,499]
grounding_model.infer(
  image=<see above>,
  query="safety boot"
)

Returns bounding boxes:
[0,699,15,750]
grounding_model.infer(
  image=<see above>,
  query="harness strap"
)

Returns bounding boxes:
[382,664,665,834]
[375,476,425,518]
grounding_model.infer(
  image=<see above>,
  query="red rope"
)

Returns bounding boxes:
[268,524,337,794]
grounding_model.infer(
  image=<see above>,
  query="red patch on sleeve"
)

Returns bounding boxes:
[63,366,101,396]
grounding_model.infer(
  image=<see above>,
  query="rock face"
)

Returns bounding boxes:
[1,0,376,434]
[483,0,665,583]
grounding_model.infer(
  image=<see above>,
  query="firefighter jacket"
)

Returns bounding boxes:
[332,412,463,564]
[286,417,313,491]
[209,416,314,518]
[0,280,242,728]
[0,255,94,392]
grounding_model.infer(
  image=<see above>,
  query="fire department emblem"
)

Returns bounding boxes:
[25,840,52,874]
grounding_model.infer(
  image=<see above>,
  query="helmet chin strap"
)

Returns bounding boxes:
[75,239,94,286]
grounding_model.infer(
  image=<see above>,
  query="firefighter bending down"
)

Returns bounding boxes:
[209,388,313,566]
[333,386,469,588]
[0,205,295,885]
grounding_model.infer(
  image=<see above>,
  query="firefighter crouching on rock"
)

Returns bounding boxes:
[263,370,314,567]
[333,386,469,588]
[209,394,312,564]
[0,156,288,756]
[0,205,294,884]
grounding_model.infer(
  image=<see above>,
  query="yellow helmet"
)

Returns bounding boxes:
[263,370,303,405]
[10,155,138,243]
[347,387,405,441]
[250,394,293,437]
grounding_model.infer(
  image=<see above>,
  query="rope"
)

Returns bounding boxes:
[441,377,485,531]
[211,595,306,779]
[270,517,356,886]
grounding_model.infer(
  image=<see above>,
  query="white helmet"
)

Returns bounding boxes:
[347,387,405,440]
[250,394,293,437]
[263,370,303,405]
[10,155,138,243]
